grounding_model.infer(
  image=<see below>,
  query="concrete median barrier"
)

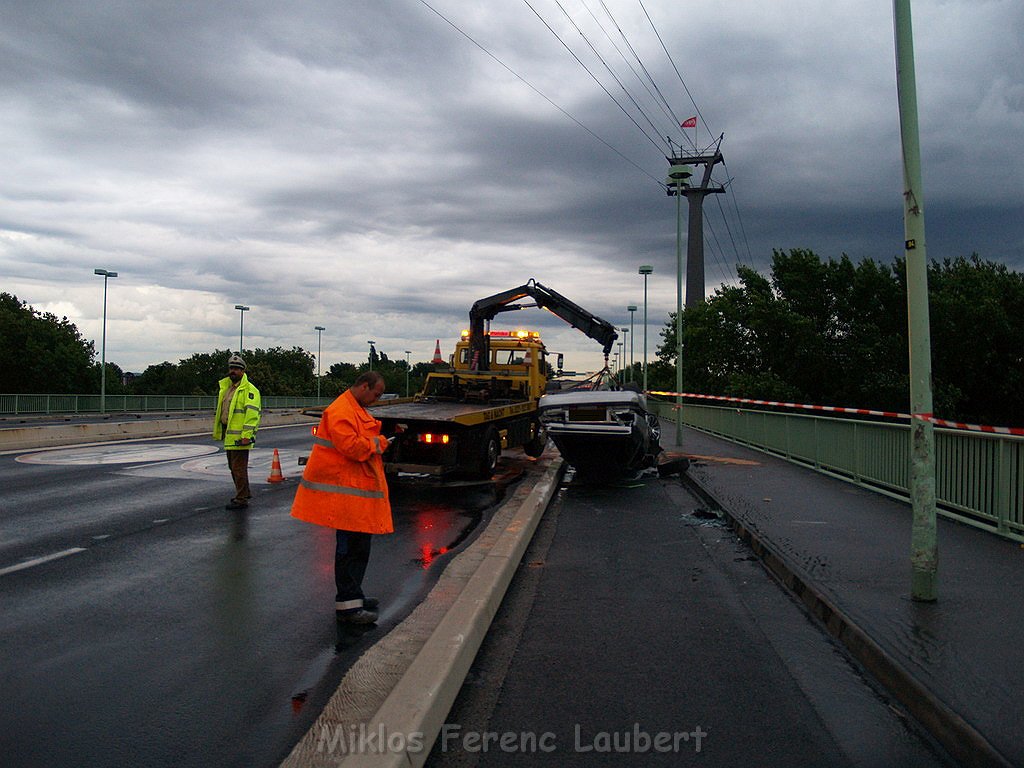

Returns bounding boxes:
[0,411,314,452]
[280,454,565,768]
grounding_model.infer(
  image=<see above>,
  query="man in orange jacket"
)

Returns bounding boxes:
[291,371,392,624]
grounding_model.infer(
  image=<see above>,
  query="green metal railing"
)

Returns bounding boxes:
[0,394,333,415]
[651,400,1024,543]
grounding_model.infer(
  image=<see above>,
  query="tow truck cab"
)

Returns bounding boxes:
[422,329,547,402]
[374,330,549,480]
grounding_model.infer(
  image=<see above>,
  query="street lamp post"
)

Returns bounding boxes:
[94,268,118,413]
[620,328,629,385]
[627,305,637,383]
[314,325,326,400]
[405,350,412,397]
[367,340,376,371]
[639,266,653,392]
[234,305,249,353]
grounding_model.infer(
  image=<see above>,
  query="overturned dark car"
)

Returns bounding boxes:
[537,389,663,482]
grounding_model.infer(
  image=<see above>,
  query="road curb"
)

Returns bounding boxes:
[281,456,565,768]
[681,470,1013,768]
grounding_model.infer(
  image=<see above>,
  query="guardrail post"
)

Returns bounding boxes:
[996,439,1010,535]
[853,423,861,483]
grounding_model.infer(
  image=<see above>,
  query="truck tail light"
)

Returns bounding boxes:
[417,433,450,444]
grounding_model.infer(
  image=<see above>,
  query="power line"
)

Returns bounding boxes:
[577,0,680,131]
[521,0,667,154]
[418,0,750,275]
[639,0,752,267]
[637,0,713,145]
[598,0,696,152]
[551,0,670,146]
[414,0,663,185]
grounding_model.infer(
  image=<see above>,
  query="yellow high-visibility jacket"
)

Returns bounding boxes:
[290,389,393,534]
[212,374,261,450]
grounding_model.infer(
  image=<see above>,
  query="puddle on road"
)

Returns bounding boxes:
[394,481,505,570]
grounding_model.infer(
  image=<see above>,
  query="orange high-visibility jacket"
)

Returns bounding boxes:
[290,389,393,534]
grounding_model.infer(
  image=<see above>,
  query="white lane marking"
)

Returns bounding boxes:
[0,547,87,577]
[16,443,219,466]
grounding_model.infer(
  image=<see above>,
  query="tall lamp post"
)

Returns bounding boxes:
[895,0,938,602]
[627,305,637,382]
[94,268,118,413]
[367,340,376,371]
[620,328,629,384]
[314,325,326,399]
[405,350,412,397]
[639,266,653,392]
[234,305,249,353]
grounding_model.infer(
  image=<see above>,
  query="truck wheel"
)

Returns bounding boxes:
[478,428,501,478]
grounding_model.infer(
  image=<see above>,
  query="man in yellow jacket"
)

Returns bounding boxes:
[213,354,262,511]
[291,371,393,624]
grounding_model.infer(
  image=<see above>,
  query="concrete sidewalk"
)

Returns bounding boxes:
[677,424,1021,767]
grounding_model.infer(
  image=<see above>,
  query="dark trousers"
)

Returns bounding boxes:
[225,449,251,503]
[335,530,373,612]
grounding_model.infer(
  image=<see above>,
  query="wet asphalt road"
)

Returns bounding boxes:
[429,469,953,767]
[0,425,504,768]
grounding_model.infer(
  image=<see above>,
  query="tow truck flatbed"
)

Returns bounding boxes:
[371,399,535,427]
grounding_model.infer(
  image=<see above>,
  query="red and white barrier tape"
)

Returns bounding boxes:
[646,391,1024,437]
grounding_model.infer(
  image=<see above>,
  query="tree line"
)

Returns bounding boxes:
[648,250,1024,426]
[0,292,431,398]
[4,250,1023,425]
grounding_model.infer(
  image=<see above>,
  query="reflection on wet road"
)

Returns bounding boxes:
[0,426,513,768]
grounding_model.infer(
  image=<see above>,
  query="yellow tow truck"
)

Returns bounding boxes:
[374,280,618,480]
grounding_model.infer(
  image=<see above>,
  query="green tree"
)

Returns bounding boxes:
[245,347,315,396]
[0,292,96,393]
[322,361,360,396]
[657,249,1024,426]
[927,255,1024,424]
[131,361,189,395]
[131,347,317,396]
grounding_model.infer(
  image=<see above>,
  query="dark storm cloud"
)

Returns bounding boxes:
[0,0,1021,371]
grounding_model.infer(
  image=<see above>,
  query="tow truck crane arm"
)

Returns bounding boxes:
[467,279,618,372]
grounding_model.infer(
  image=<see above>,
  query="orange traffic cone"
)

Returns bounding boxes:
[431,339,444,365]
[267,448,285,483]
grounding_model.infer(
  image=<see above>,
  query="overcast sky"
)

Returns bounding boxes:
[2,0,1022,375]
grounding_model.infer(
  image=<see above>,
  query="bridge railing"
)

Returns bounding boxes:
[0,394,333,415]
[651,400,1024,543]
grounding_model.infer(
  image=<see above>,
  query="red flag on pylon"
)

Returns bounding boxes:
[431,339,444,364]
[681,116,697,129]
